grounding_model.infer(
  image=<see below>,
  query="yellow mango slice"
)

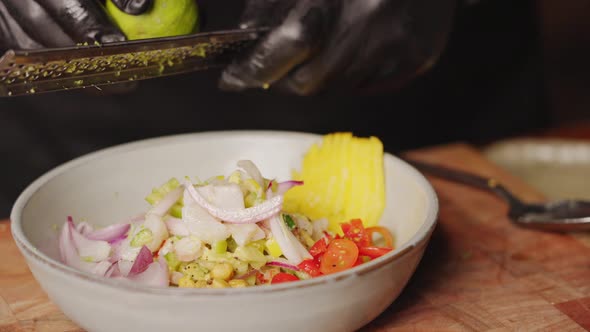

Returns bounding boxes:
[283,132,385,233]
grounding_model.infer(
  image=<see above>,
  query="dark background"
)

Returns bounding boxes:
[0,0,588,218]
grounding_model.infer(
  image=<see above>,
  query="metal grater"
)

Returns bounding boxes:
[0,27,267,97]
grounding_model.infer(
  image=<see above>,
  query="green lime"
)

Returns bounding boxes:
[106,0,199,40]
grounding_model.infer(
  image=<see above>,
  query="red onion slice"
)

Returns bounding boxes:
[59,217,112,276]
[293,237,313,262]
[277,180,304,195]
[164,216,189,236]
[267,260,300,271]
[184,180,282,224]
[67,218,111,263]
[235,268,258,280]
[266,180,304,198]
[127,257,169,287]
[59,217,82,268]
[226,223,265,247]
[129,246,153,276]
[104,262,120,278]
[269,215,304,265]
[75,221,94,236]
[129,214,146,224]
[85,223,131,243]
[109,238,128,263]
[92,260,115,276]
[149,186,183,217]
[117,260,134,277]
[237,160,264,189]
[143,214,170,252]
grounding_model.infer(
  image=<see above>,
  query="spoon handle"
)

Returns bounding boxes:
[404,158,590,233]
[403,158,523,207]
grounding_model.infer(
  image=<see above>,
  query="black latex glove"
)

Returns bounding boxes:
[0,0,152,52]
[219,0,457,95]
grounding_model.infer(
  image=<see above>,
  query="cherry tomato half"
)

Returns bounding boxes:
[320,238,359,275]
[298,259,322,277]
[341,219,370,247]
[271,272,300,284]
[309,237,329,258]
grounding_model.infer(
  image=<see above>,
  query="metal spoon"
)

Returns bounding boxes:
[404,158,590,232]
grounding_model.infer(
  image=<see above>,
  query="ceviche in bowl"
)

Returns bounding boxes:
[60,158,396,288]
[11,131,438,332]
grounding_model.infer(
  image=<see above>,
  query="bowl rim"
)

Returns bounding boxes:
[10,130,439,295]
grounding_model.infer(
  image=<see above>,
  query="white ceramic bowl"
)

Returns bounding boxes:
[11,130,438,332]
[484,138,590,200]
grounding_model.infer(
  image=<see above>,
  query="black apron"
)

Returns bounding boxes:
[0,0,549,216]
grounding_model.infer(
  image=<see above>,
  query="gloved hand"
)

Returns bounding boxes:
[219,0,457,95]
[0,0,152,52]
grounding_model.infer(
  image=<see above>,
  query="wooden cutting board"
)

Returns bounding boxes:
[2,143,590,332]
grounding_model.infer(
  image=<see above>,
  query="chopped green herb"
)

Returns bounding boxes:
[283,214,296,229]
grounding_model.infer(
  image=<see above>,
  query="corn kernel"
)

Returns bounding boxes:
[178,276,196,288]
[211,279,230,288]
[181,262,208,281]
[194,280,208,288]
[211,263,234,281]
[229,279,248,288]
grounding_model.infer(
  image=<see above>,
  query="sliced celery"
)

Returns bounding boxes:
[170,203,183,218]
[226,237,238,253]
[144,177,181,205]
[233,246,266,269]
[164,252,181,272]
[145,192,163,205]
[131,228,153,247]
[162,178,180,192]
[213,240,228,254]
